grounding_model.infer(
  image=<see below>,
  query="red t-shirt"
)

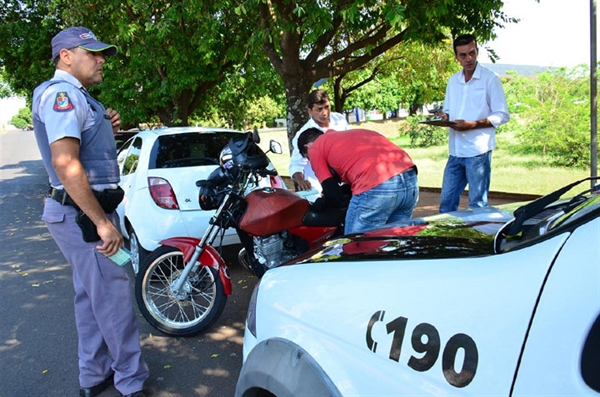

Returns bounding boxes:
[309,129,415,195]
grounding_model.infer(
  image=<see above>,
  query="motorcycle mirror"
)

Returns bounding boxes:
[269,140,283,155]
[252,126,261,144]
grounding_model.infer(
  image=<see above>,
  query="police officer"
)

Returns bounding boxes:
[32,27,149,397]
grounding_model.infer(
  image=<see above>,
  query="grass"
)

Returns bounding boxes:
[258,118,593,196]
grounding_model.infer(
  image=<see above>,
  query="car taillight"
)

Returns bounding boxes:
[148,177,179,209]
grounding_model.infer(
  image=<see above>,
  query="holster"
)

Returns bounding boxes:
[76,211,102,242]
[77,187,125,242]
[95,187,125,213]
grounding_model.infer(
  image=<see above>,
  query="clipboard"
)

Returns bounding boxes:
[418,118,457,127]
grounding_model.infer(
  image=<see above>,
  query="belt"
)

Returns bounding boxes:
[48,187,124,214]
[402,165,418,175]
[48,187,77,206]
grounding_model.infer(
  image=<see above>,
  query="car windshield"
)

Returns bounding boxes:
[497,178,600,252]
[149,131,243,169]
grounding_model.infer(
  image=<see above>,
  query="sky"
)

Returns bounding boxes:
[479,0,595,68]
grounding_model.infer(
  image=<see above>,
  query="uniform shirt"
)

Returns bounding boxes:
[309,129,415,196]
[35,70,97,144]
[443,63,510,158]
[32,70,117,190]
[289,112,349,184]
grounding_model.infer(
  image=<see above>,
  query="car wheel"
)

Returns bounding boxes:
[127,227,147,274]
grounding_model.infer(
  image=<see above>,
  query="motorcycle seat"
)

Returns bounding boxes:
[302,207,346,227]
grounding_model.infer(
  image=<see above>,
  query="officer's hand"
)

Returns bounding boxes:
[107,108,121,134]
[95,221,124,257]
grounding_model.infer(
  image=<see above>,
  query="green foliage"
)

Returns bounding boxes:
[503,66,595,168]
[246,96,284,128]
[337,40,460,115]
[190,56,285,129]
[236,0,515,146]
[1,69,14,98]
[1,0,517,141]
[1,0,260,127]
[10,107,32,129]
[401,115,448,147]
[0,0,61,98]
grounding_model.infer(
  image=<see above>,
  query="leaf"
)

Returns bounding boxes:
[32,284,40,287]
[210,354,219,358]
[42,369,49,374]
[164,364,173,369]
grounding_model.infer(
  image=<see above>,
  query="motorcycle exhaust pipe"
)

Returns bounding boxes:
[238,247,254,274]
[237,247,266,278]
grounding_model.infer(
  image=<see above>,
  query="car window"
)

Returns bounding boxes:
[149,132,241,169]
[121,137,142,176]
[117,138,133,170]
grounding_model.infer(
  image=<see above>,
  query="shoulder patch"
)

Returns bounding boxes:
[53,92,75,112]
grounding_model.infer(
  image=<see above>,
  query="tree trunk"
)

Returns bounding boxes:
[409,103,421,116]
[282,77,313,154]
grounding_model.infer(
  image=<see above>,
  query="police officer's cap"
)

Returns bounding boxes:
[51,27,117,60]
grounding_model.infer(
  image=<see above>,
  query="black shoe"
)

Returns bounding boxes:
[79,373,114,397]
[121,392,145,397]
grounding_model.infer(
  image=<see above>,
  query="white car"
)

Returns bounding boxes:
[237,178,600,397]
[116,127,285,273]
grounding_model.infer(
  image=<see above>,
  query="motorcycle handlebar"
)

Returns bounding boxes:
[261,168,278,177]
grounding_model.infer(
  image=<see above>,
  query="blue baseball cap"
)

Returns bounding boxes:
[51,27,117,60]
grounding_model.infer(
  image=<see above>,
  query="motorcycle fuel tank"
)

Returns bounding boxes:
[240,188,309,236]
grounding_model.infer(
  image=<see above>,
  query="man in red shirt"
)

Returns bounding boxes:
[297,128,419,233]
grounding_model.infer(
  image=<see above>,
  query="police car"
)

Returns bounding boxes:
[236,178,600,396]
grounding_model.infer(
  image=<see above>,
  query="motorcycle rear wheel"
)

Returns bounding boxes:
[136,246,227,337]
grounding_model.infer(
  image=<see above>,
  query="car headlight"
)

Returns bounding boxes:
[246,283,260,337]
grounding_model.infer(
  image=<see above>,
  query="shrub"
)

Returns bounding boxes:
[402,115,447,147]
[10,107,32,129]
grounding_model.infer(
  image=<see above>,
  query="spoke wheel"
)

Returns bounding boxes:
[135,246,227,336]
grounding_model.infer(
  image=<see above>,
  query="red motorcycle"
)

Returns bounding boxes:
[135,131,346,336]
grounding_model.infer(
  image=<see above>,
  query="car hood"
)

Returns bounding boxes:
[286,203,524,264]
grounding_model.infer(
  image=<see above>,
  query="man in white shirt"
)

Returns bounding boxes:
[436,34,510,213]
[289,89,349,192]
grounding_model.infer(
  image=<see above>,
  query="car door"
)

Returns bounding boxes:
[116,136,143,236]
[511,218,600,395]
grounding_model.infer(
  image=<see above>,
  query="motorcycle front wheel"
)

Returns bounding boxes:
[135,246,227,337]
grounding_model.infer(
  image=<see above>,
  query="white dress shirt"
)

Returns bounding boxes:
[443,63,510,157]
[289,112,349,192]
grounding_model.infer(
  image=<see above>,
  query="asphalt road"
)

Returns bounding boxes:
[0,130,257,396]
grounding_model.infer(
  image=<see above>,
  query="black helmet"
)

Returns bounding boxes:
[197,180,223,210]
[219,146,234,170]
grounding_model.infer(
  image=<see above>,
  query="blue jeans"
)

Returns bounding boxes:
[439,151,492,213]
[345,168,419,234]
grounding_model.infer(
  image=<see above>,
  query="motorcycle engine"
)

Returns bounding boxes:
[253,231,299,269]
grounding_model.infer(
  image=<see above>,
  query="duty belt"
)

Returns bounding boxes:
[48,187,77,206]
[48,186,124,213]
